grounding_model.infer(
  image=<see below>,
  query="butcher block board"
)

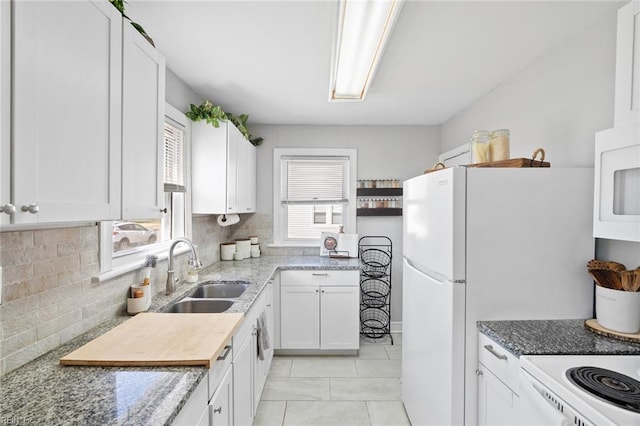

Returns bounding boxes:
[584,319,640,343]
[60,312,244,367]
[467,158,550,168]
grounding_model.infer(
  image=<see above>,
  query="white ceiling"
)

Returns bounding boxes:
[129,1,621,126]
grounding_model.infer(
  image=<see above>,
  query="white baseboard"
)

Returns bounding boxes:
[390,321,402,333]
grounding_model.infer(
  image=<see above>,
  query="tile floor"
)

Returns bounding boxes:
[254,333,410,426]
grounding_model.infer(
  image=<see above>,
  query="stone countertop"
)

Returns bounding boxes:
[478,319,640,358]
[0,256,359,426]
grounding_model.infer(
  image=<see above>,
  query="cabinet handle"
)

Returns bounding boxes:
[213,407,222,414]
[483,344,507,360]
[246,208,251,211]
[21,204,39,214]
[0,204,16,215]
[160,208,167,213]
[312,273,328,276]
[216,345,232,361]
[476,369,484,377]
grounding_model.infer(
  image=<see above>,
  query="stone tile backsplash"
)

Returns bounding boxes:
[0,213,312,377]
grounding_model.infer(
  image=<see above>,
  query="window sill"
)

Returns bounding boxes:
[92,245,190,283]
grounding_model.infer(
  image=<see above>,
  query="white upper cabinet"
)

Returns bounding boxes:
[192,121,257,214]
[614,0,640,126]
[1,1,11,226]
[236,136,257,213]
[121,22,165,220]
[11,0,123,224]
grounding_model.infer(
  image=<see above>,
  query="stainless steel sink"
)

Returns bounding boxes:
[188,281,251,299]
[164,299,234,313]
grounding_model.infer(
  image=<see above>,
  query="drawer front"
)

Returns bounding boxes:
[478,333,520,393]
[281,270,358,287]
[208,339,233,400]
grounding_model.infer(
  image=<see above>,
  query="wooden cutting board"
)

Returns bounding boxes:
[60,312,244,367]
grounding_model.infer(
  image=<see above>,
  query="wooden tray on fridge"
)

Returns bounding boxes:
[467,158,550,168]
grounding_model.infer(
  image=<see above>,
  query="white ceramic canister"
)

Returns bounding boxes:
[220,242,236,261]
[249,236,259,245]
[235,238,251,259]
[595,285,640,333]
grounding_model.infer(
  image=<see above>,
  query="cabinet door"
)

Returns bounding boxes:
[280,285,320,349]
[210,366,233,426]
[121,22,165,220]
[320,286,360,350]
[0,0,10,225]
[233,332,254,426]
[614,0,640,126]
[191,121,228,214]
[12,0,122,224]
[477,364,518,426]
[226,123,240,213]
[239,139,257,213]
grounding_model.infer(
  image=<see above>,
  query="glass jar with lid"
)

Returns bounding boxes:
[490,129,510,161]
[471,130,491,163]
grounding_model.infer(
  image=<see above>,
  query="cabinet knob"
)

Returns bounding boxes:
[21,204,39,214]
[160,208,167,213]
[315,289,319,293]
[213,407,222,414]
[0,203,16,215]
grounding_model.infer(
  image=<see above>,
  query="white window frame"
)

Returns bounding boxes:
[272,148,357,247]
[97,103,193,279]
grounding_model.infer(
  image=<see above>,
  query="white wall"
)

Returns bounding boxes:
[441,8,617,166]
[441,8,640,270]
[240,124,441,322]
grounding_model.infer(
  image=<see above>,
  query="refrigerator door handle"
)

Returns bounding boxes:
[404,258,465,285]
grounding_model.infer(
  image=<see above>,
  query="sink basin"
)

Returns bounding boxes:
[165,299,234,314]
[188,281,251,299]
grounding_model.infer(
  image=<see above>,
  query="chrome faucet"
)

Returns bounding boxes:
[166,238,203,295]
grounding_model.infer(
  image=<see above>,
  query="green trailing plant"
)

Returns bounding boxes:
[109,0,155,46]
[186,100,263,146]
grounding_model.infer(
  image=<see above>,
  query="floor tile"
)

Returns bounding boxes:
[268,356,293,377]
[366,401,411,426]
[355,359,401,378]
[290,357,357,378]
[253,401,286,426]
[384,344,402,360]
[391,333,403,345]
[330,378,402,401]
[261,378,331,401]
[284,401,370,426]
[356,344,390,360]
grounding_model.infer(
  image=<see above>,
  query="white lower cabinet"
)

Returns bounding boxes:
[232,286,270,426]
[477,333,519,426]
[233,330,254,426]
[280,270,359,350]
[209,366,233,426]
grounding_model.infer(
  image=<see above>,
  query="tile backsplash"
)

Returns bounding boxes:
[0,213,314,377]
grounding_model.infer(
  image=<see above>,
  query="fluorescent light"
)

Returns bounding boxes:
[330,0,404,101]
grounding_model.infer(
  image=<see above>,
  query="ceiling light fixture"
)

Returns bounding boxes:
[329,0,405,101]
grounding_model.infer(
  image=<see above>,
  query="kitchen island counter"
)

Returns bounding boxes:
[0,256,359,426]
[478,319,640,358]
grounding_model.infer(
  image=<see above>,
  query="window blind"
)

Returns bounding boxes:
[164,122,185,192]
[281,156,348,204]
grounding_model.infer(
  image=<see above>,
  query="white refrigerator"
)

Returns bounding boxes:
[402,167,595,426]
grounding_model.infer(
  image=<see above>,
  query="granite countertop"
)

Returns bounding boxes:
[478,319,640,358]
[1,255,359,426]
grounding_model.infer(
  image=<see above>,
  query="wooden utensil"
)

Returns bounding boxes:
[589,269,623,290]
[621,269,640,292]
[587,259,626,272]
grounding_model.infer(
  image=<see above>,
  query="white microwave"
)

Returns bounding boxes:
[593,122,640,241]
